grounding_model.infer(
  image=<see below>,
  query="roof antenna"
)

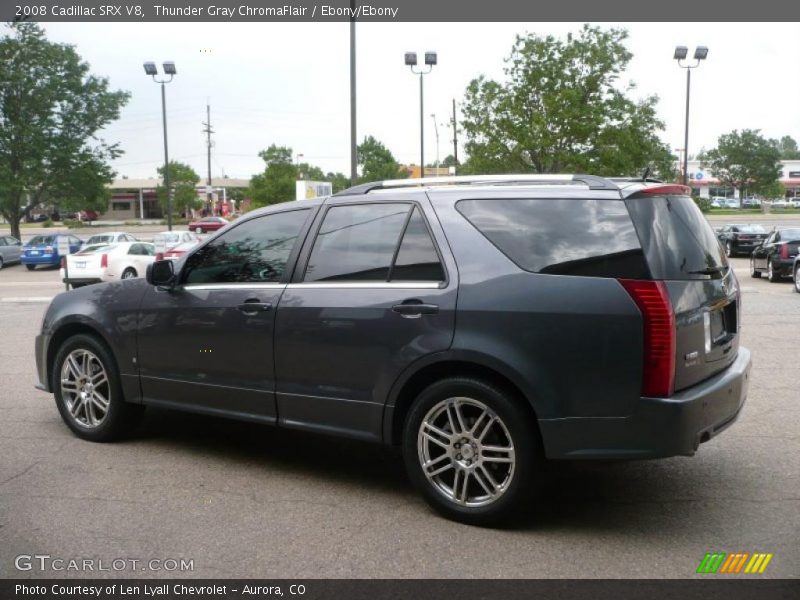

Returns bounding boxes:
[641,166,652,181]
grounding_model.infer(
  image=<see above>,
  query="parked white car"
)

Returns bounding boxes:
[60,242,156,288]
[84,231,138,246]
[152,231,199,255]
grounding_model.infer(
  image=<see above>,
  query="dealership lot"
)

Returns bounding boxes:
[0,254,798,578]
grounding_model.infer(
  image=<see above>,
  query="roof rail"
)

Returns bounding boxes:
[609,177,664,184]
[334,174,620,196]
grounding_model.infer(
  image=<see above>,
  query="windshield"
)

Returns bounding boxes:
[626,195,729,280]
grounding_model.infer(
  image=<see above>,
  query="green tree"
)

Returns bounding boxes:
[0,22,129,239]
[357,136,407,183]
[156,161,201,217]
[460,25,675,178]
[248,145,297,207]
[772,135,800,160]
[326,172,351,193]
[699,130,782,206]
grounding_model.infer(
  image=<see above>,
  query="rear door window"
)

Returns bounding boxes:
[625,195,729,280]
[304,203,411,282]
[456,198,649,279]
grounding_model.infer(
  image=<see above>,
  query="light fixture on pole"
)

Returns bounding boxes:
[144,61,177,231]
[674,46,708,187]
[405,51,437,178]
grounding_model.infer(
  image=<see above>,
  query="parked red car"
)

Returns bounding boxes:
[188,216,229,233]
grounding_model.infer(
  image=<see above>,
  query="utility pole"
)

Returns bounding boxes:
[202,102,214,214]
[349,1,357,186]
[452,98,458,172]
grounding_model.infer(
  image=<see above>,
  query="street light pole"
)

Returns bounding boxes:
[431,113,440,172]
[144,61,177,231]
[405,51,436,178]
[674,46,708,187]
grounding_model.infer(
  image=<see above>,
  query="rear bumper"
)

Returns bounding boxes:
[539,347,752,460]
[22,255,59,265]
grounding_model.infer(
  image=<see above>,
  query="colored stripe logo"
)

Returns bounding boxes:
[697,552,773,574]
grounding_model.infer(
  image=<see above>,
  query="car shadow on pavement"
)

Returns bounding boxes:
[133,407,728,532]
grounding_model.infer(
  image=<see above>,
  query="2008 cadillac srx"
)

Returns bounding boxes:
[35,175,751,524]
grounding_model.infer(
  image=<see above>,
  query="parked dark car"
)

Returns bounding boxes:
[750,227,800,282]
[716,223,769,257]
[34,175,751,525]
[188,216,229,234]
[21,234,83,270]
[0,235,23,269]
[80,210,99,222]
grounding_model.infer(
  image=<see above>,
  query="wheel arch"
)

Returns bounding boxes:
[47,319,119,391]
[383,353,541,446]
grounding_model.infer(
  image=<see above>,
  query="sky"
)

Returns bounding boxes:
[37,22,800,181]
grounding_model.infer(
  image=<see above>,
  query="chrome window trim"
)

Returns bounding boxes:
[182,283,286,291]
[287,281,442,290]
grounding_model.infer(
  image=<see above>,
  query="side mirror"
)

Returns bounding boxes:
[146,260,176,288]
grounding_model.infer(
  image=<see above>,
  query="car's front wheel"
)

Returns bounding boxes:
[52,334,144,442]
[726,241,734,257]
[195,227,203,234]
[121,267,137,280]
[402,377,542,526]
[25,264,35,271]
[794,265,800,293]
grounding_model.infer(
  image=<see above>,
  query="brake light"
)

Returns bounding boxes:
[638,185,692,196]
[100,254,108,268]
[779,244,789,259]
[45,246,54,254]
[619,279,676,397]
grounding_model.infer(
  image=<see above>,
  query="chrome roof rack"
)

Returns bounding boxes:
[335,174,620,196]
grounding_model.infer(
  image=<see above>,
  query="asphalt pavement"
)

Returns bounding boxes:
[0,258,797,579]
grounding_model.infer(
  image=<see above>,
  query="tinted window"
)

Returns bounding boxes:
[29,236,55,245]
[625,195,729,280]
[739,225,766,233]
[781,228,800,240]
[457,198,648,279]
[183,209,309,284]
[304,203,410,282]
[390,207,445,281]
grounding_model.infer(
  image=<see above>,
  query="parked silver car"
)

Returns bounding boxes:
[0,235,23,269]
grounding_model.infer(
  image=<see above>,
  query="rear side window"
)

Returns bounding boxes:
[390,207,446,281]
[456,198,649,279]
[625,195,728,280]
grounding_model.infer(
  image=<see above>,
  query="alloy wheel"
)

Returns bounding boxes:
[417,397,515,508]
[60,349,111,428]
[795,267,800,293]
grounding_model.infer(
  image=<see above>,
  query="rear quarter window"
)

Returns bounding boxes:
[455,198,649,279]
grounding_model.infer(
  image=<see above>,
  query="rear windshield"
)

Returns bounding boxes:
[625,195,728,280]
[456,198,649,279]
[87,235,113,244]
[781,228,800,240]
[28,235,55,245]
[155,234,180,243]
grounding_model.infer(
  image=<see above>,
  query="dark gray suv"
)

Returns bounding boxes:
[34,175,751,524]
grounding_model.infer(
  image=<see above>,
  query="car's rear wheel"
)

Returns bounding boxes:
[725,241,733,257]
[767,259,780,282]
[794,265,800,293]
[750,257,761,278]
[0,256,4,270]
[402,377,541,526]
[121,267,137,280]
[25,264,35,271]
[52,334,144,442]
[195,227,203,234]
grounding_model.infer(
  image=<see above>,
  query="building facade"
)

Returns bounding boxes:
[686,159,800,198]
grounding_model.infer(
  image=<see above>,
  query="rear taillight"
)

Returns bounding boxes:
[155,253,164,261]
[619,279,676,398]
[45,246,54,253]
[100,254,108,268]
[59,257,66,268]
[779,244,789,259]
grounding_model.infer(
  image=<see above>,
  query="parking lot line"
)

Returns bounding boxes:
[0,296,54,303]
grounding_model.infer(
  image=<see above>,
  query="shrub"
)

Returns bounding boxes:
[62,219,83,229]
[42,219,53,228]
[693,196,712,213]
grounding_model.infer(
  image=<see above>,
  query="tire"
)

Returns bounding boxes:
[725,241,733,257]
[52,333,144,442]
[195,227,203,234]
[25,264,36,271]
[0,256,4,270]
[750,257,761,278]
[794,265,800,294]
[121,267,137,280]
[402,377,542,526]
[767,259,780,282]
